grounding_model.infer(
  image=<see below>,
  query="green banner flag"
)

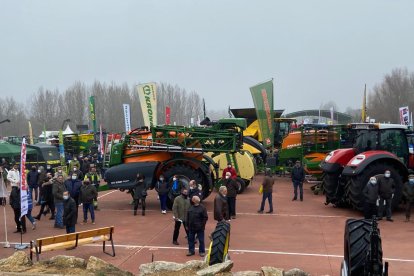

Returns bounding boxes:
[250,80,274,148]
[89,96,97,133]
[58,129,65,166]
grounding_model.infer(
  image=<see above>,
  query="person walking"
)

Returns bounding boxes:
[34,172,55,220]
[10,183,26,233]
[222,163,237,179]
[80,179,97,224]
[27,165,39,204]
[224,172,238,219]
[63,191,77,234]
[37,166,47,206]
[84,165,100,210]
[214,186,229,222]
[291,160,305,201]
[403,174,414,222]
[189,180,203,205]
[172,188,190,245]
[377,170,395,221]
[363,177,379,219]
[186,195,208,257]
[25,191,37,230]
[133,173,147,216]
[258,169,275,214]
[155,174,169,214]
[52,175,66,229]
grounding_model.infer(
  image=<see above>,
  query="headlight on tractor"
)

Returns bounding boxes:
[350,154,366,166]
[325,151,335,162]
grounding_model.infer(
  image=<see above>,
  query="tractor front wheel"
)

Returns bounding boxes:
[206,221,231,266]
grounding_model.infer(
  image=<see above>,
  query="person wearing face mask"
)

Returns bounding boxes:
[222,163,237,180]
[169,175,183,200]
[55,166,67,180]
[155,175,169,214]
[63,191,77,235]
[291,160,305,201]
[133,173,147,216]
[69,165,84,180]
[172,188,190,245]
[7,163,20,189]
[377,170,395,221]
[52,175,67,229]
[64,172,82,215]
[363,177,379,219]
[224,172,238,219]
[214,186,230,222]
[34,172,55,221]
[68,156,80,173]
[403,174,414,222]
[80,179,97,224]
[188,180,203,206]
[84,165,101,210]
[27,165,39,204]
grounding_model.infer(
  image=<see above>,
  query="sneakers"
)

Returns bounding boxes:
[257,210,264,214]
[32,222,36,230]
[81,220,87,225]
[186,252,195,256]
[92,221,95,225]
[162,210,167,214]
[199,252,205,257]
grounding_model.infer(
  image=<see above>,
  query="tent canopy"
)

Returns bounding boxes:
[62,125,74,135]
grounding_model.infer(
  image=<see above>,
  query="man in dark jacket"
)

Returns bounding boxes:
[224,172,238,219]
[377,170,395,221]
[84,165,100,210]
[155,175,169,214]
[189,180,203,206]
[363,177,379,219]
[214,186,229,222]
[37,166,47,206]
[52,175,66,229]
[80,179,97,224]
[133,173,147,216]
[258,169,275,214]
[34,172,55,220]
[172,188,190,245]
[64,173,82,208]
[186,195,208,257]
[403,174,414,222]
[291,160,305,201]
[63,191,77,234]
[27,166,39,204]
[81,157,91,175]
[68,165,84,180]
[10,184,26,233]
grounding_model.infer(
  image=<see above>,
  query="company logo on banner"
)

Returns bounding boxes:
[123,104,131,132]
[137,83,157,127]
[165,106,171,125]
[20,138,28,218]
[399,106,410,125]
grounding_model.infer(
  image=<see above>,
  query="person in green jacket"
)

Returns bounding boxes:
[68,156,80,173]
[172,188,190,245]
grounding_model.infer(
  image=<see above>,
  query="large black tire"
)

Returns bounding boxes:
[163,164,204,209]
[344,219,383,276]
[347,163,403,211]
[208,221,231,266]
[323,172,340,204]
[235,177,246,194]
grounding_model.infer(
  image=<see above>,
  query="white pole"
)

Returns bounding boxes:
[3,199,10,248]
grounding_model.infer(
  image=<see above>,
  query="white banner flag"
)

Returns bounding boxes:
[123,104,131,132]
[399,106,410,125]
[137,83,157,127]
[20,138,28,218]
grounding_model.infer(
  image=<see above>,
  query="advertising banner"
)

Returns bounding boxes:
[20,138,28,218]
[137,83,157,127]
[123,104,131,132]
[399,106,410,125]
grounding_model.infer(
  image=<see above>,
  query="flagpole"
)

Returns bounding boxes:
[2,198,10,248]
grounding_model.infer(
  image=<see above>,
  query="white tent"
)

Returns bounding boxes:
[38,131,59,138]
[62,125,74,135]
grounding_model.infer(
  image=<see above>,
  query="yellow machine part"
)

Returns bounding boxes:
[243,120,261,140]
[207,151,256,181]
[242,142,261,155]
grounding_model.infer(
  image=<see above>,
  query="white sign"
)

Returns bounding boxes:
[123,104,131,132]
[399,106,410,125]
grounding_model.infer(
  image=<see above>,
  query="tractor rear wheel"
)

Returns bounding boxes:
[207,221,231,266]
[347,163,402,211]
[163,164,203,209]
[235,177,246,194]
[343,219,383,276]
[323,172,340,204]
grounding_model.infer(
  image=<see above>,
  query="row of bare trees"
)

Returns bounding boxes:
[0,81,210,137]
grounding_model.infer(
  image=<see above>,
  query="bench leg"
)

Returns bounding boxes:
[35,246,40,262]
[103,240,115,257]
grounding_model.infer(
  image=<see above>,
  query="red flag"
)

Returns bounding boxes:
[165,106,171,125]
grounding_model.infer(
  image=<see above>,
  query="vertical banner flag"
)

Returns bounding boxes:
[165,106,171,125]
[123,104,131,132]
[137,83,157,127]
[399,106,410,125]
[28,121,34,145]
[99,124,104,156]
[250,80,274,148]
[20,138,28,218]
[58,130,65,166]
[362,84,367,123]
[89,96,97,133]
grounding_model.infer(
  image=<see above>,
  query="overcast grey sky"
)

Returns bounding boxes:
[1,0,413,114]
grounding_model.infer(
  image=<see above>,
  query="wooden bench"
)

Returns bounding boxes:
[30,226,115,261]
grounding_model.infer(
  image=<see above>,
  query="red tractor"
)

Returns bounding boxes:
[322,123,414,210]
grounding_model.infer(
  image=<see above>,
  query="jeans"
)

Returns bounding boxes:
[293,181,303,200]
[29,187,39,202]
[173,220,188,242]
[378,197,392,219]
[188,230,205,254]
[259,192,273,212]
[159,194,167,211]
[55,202,64,227]
[83,203,95,222]
[227,197,236,217]
[66,225,75,234]
[26,209,35,224]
